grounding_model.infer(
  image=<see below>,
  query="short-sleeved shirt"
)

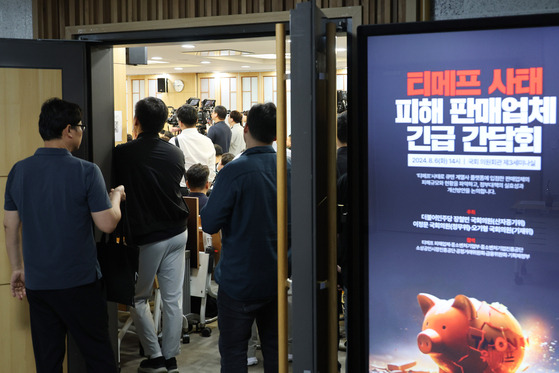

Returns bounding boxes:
[4,148,112,290]
[207,121,232,153]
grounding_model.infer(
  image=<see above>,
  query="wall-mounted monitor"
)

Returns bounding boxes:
[355,13,559,373]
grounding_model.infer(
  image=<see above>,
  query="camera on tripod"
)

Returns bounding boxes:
[167,106,178,126]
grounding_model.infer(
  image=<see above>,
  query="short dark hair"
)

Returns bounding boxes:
[135,97,168,134]
[214,144,223,157]
[221,153,235,167]
[337,111,348,144]
[38,98,82,141]
[247,102,276,143]
[229,110,242,124]
[213,105,227,120]
[176,104,198,127]
[186,163,210,190]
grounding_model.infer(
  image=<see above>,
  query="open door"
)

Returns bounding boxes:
[290,2,340,372]
[0,38,115,372]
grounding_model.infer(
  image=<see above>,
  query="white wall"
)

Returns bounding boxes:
[0,0,33,39]
[434,0,559,19]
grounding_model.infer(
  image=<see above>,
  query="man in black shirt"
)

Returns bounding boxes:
[113,97,189,373]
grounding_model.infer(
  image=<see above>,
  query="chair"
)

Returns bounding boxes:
[183,196,219,337]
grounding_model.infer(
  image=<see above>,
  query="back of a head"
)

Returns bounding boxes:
[176,104,198,127]
[135,97,168,134]
[221,153,235,167]
[337,111,348,144]
[186,163,210,190]
[229,110,242,124]
[247,102,276,143]
[214,105,227,120]
[214,144,223,157]
[38,98,82,141]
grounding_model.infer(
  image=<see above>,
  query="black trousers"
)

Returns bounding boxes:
[26,280,117,373]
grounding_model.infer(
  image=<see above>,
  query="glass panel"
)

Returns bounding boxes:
[139,80,146,99]
[231,92,237,111]
[132,80,139,92]
[209,78,215,99]
[264,77,273,103]
[243,92,251,111]
[222,78,231,108]
[251,77,258,103]
[201,78,208,92]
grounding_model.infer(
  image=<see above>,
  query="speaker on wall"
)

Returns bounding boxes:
[126,47,147,65]
[157,78,168,93]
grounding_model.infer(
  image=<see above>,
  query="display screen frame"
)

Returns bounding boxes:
[353,12,559,373]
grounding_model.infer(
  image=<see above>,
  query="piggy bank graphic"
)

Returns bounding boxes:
[417,293,527,373]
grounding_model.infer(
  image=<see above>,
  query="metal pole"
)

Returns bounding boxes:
[276,22,289,373]
[326,21,339,373]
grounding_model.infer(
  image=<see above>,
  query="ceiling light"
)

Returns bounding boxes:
[182,44,195,49]
[241,65,251,68]
[174,67,184,70]
[244,53,291,60]
[151,56,163,60]
[201,61,211,64]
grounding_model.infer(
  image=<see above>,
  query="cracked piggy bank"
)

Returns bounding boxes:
[417,293,527,373]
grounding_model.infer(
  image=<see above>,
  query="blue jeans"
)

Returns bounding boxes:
[217,287,278,373]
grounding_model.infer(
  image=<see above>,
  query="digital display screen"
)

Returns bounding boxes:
[365,24,559,372]
[187,98,200,106]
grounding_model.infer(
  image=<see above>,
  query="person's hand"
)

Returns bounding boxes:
[111,185,126,202]
[10,270,26,300]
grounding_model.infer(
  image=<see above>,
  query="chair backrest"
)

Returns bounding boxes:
[183,196,200,267]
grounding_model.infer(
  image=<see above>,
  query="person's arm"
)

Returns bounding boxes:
[200,171,235,234]
[207,126,216,143]
[4,210,25,300]
[208,149,217,183]
[91,185,126,233]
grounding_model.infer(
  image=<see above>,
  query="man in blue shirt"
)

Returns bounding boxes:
[201,102,291,373]
[4,98,125,372]
[207,105,232,152]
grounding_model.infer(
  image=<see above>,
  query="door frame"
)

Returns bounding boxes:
[64,6,362,371]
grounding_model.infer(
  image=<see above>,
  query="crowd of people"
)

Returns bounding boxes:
[4,96,294,373]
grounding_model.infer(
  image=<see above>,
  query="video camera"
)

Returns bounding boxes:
[167,106,178,126]
[198,99,216,125]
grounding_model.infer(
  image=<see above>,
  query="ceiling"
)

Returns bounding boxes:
[124,35,347,75]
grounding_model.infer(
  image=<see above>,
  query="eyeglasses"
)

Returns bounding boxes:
[74,124,87,131]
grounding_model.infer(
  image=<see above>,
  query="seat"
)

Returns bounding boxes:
[183,196,219,337]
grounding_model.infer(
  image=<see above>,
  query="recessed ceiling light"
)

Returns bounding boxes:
[174,67,184,70]
[182,44,195,49]
[201,61,211,64]
[241,65,251,68]
[151,56,163,60]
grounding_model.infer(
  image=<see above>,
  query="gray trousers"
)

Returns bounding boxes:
[130,230,187,360]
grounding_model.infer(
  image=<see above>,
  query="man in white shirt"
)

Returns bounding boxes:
[228,110,246,156]
[174,104,216,188]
